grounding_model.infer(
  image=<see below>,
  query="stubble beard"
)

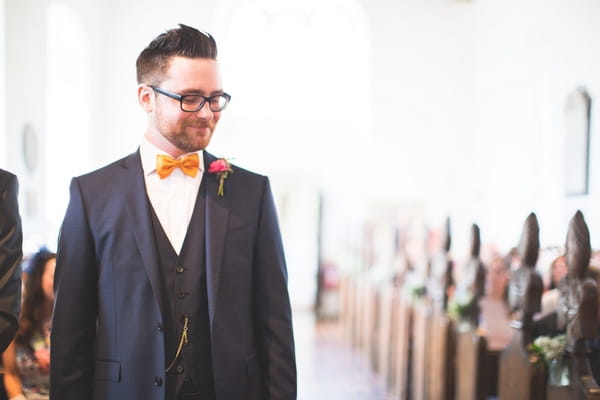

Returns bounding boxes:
[161,122,215,153]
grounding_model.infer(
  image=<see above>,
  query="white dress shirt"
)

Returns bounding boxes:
[139,138,204,254]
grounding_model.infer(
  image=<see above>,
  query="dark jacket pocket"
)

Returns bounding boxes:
[245,354,259,376]
[94,359,121,382]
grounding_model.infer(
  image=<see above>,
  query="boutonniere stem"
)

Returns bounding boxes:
[208,158,233,197]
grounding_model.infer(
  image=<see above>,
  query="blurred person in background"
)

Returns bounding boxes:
[2,248,55,400]
[548,254,568,290]
[0,169,23,353]
[478,256,513,350]
[540,255,568,317]
[504,246,521,272]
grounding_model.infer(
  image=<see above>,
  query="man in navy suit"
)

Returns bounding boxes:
[0,169,22,353]
[50,24,296,400]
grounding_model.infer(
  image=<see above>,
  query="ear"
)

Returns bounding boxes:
[138,85,154,112]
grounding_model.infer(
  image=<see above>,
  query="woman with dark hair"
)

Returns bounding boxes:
[2,248,55,400]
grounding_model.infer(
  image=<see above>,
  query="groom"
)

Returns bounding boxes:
[50,24,296,400]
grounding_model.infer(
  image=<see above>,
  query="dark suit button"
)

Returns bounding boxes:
[153,376,163,386]
[176,365,184,374]
[157,322,163,332]
[177,291,188,299]
[176,267,185,273]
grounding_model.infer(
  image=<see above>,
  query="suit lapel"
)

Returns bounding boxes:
[118,150,229,331]
[203,152,229,332]
[121,151,166,317]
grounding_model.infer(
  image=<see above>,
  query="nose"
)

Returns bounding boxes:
[195,102,214,119]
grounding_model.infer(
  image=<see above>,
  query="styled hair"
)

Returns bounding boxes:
[136,23,218,84]
[16,247,56,348]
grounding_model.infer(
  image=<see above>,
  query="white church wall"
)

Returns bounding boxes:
[3,0,600,264]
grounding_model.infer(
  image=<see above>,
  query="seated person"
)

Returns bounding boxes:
[2,248,55,400]
[478,256,513,350]
[539,255,568,317]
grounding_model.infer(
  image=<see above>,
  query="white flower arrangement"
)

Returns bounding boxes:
[530,334,566,364]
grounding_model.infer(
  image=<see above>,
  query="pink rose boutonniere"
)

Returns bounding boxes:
[208,158,233,197]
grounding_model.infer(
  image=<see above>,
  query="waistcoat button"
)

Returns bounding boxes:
[176,267,185,273]
[153,376,163,386]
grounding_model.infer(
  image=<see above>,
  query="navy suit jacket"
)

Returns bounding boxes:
[0,169,22,353]
[50,151,296,400]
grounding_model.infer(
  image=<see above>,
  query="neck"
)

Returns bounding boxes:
[144,130,187,158]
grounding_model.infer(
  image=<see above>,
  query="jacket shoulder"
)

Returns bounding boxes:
[204,151,268,183]
[0,169,18,195]
[75,152,139,185]
[0,169,17,185]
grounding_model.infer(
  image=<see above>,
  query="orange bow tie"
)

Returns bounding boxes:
[156,153,200,179]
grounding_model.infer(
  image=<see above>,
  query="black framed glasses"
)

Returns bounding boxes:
[150,85,231,112]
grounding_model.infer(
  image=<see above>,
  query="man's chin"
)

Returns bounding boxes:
[182,139,211,153]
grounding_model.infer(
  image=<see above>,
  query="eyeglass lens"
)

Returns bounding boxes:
[181,95,229,112]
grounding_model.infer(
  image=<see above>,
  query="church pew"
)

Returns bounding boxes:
[497,328,545,400]
[454,327,501,400]
[349,276,362,349]
[386,287,401,395]
[390,291,412,400]
[546,349,600,400]
[410,298,431,400]
[374,284,396,390]
[425,217,456,400]
[355,278,376,353]
[338,275,355,345]
[498,213,545,400]
[427,310,456,400]
[545,211,600,400]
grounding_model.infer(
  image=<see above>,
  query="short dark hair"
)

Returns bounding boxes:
[136,24,218,84]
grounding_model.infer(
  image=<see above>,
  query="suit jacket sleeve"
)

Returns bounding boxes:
[50,178,98,399]
[254,178,297,399]
[0,172,22,353]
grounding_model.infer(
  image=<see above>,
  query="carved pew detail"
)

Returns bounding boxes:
[427,217,456,400]
[547,210,600,400]
[499,212,547,400]
[453,223,495,400]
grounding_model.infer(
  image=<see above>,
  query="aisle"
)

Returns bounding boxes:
[294,311,387,399]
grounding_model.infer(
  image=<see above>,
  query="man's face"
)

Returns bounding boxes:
[142,56,224,157]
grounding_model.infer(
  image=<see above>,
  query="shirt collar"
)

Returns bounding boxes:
[140,137,204,176]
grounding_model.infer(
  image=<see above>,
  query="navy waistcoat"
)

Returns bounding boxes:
[149,182,215,399]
